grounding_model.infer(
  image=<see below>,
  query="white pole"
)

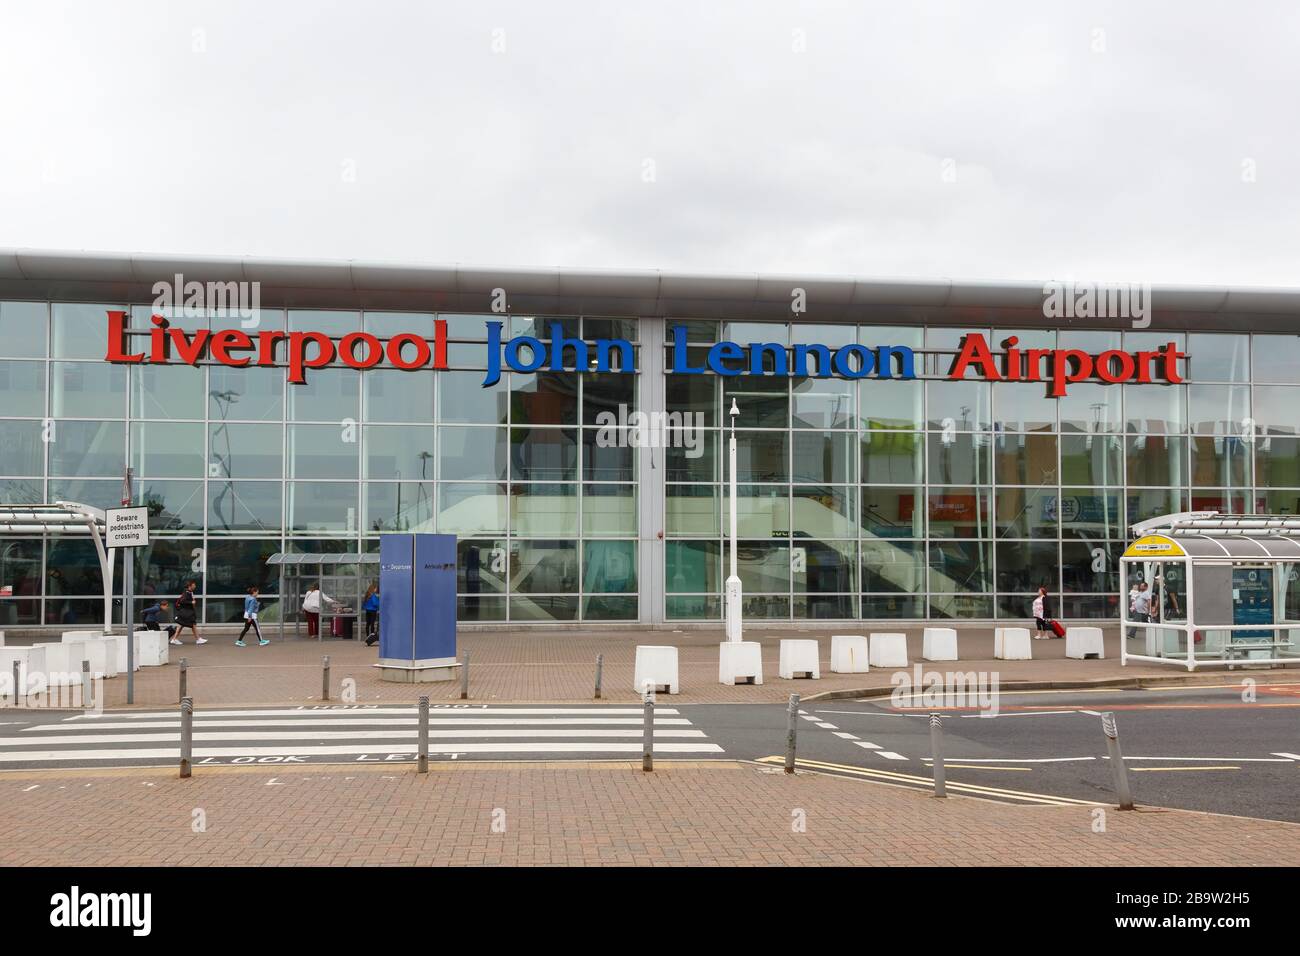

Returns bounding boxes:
[725,398,742,643]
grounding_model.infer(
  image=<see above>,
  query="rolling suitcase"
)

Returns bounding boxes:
[1049,618,1066,638]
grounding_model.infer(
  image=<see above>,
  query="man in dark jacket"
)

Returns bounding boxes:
[141,600,177,638]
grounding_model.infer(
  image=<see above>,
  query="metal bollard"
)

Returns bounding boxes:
[1101,711,1134,810]
[594,653,604,700]
[417,695,429,774]
[460,651,470,700]
[179,658,188,703]
[642,684,654,772]
[180,697,193,778]
[11,660,19,703]
[929,712,946,798]
[81,660,92,710]
[322,655,330,701]
[784,694,799,773]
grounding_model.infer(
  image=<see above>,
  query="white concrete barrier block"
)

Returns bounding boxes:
[133,630,169,667]
[922,627,959,662]
[994,627,1033,660]
[61,630,105,642]
[1066,626,1105,660]
[634,645,679,695]
[778,639,821,679]
[718,641,764,685]
[34,643,81,686]
[0,645,47,696]
[65,640,113,679]
[830,634,869,673]
[869,632,909,669]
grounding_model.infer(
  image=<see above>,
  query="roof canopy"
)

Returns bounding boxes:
[266,552,379,566]
[1125,512,1300,561]
[0,501,105,534]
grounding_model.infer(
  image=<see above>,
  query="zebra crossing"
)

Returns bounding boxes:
[0,704,725,769]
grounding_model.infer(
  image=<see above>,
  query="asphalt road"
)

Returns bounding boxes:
[685,683,1300,822]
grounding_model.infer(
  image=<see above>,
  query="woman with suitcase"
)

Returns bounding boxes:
[1032,586,1052,639]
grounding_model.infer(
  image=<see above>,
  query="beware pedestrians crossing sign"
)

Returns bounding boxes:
[105,506,150,549]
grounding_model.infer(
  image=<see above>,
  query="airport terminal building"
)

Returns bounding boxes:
[1,250,1298,630]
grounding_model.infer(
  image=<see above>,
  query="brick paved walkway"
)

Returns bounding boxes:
[1,761,1296,866]
[3,625,1295,709]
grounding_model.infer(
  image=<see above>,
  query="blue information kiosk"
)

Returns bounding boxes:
[374,533,461,683]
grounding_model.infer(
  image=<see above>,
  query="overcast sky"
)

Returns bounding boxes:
[1,1,1297,286]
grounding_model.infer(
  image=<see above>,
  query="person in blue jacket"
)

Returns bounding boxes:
[141,600,177,639]
[236,586,270,647]
[362,583,380,646]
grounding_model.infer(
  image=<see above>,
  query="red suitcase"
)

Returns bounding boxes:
[1049,619,1066,638]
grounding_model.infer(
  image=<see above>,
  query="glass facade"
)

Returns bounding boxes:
[0,299,1294,627]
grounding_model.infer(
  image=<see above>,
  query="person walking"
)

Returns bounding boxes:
[1032,585,1051,639]
[301,583,333,638]
[236,586,270,647]
[362,583,380,646]
[1132,581,1152,624]
[141,600,177,640]
[172,580,206,645]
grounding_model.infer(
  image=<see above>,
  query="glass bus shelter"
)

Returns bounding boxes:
[1121,512,1300,670]
[266,552,379,642]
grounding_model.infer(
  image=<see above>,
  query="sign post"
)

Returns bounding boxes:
[107,473,149,704]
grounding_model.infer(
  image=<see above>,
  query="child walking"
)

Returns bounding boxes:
[236,586,270,647]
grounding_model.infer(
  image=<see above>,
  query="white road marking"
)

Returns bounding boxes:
[962,710,1086,719]
[816,710,923,718]
[877,751,908,761]
[853,741,881,750]
[1112,756,1294,763]
[65,707,680,719]
[0,742,726,763]
[922,756,1096,764]
[1271,752,1300,761]
[21,784,39,791]
[28,717,693,731]
[0,729,709,746]
[832,732,858,740]
[815,722,838,729]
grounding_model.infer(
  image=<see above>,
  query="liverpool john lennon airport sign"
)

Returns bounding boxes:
[105,311,1185,397]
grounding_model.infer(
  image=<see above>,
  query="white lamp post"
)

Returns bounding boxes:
[718,397,762,684]
[725,397,742,642]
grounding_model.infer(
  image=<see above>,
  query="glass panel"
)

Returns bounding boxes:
[582,595,638,620]
[861,486,923,537]
[724,376,788,428]
[861,539,924,592]
[209,365,284,422]
[1252,335,1300,384]
[792,377,853,429]
[583,317,639,341]
[132,538,207,595]
[582,484,636,536]
[1257,437,1300,488]
[458,538,506,595]
[994,486,1059,538]
[363,368,434,424]
[995,541,1058,593]
[130,422,205,478]
[0,539,41,620]
[0,361,45,417]
[792,593,854,619]
[666,374,716,426]
[860,431,922,484]
[1057,488,1125,539]
[1060,329,1121,353]
[208,306,283,333]
[52,303,120,359]
[363,312,435,339]
[1060,594,1120,619]
[439,371,507,424]
[364,482,436,533]
[734,484,789,537]
[206,539,281,594]
[363,424,437,480]
[791,431,852,483]
[510,427,578,481]
[582,372,636,425]
[510,540,579,594]
[862,325,922,349]
[1058,382,1121,433]
[1062,541,1123,593]
[0,478,43,503]
[582,428,635,482]
[726,541,789,591]
[48,421,125,477]
[927,487,991,539]
[926,328,987,350]
[47,478,119,511]
[136,479,204,531]
[207,422,282,480]
[859,378,922,431]
[288,309,360,336]
[739,594,789,619]
[926,380,991,430]
[993,384,1057,432]
[1059,434,1122,486]
[287,424,359,479]
[665,430,715,481]
[458,595,507,621]
[131,364,206,419]
[666,485,719,535]
[439,426,508,481]
[438,482,508,535]
[927,432,991,485]
[510,595,578,621]
[1126,436,1187,486]
[511,372,578,425]
[794,539,855,593]
[667,541,720,593]
[1190,435,1251,488]
[725,321,789,346]
[993,433,1058,486]
[1258,489,1300,517]
[667,595,721,619]
[582,540,636,593]
[0,301,48,358]
[1187,385,1250,436]
[735,431,787,482]
[208,480,282,533]
[862,595,924,618]
[287,367,359,422]
[46,538,123,594]
[442,314,495,341]
[510,483,578,535]
[928,541,992,592]
[512,315,579,340]
[1126,488,1188,526]
[1188,333,1248,382]
[0,420,44,475]
[50,362,126,418]
[1252,386,1300,436]
[793,486,856,537]
[1124,384,1185,434]
[286,482,358,533]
